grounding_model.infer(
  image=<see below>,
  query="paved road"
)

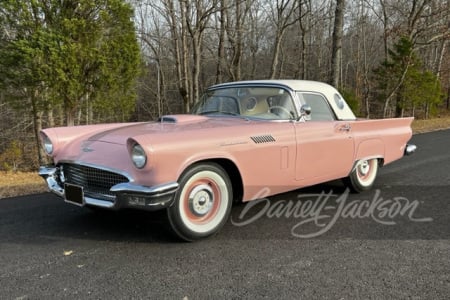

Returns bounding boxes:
[1,129,449,299]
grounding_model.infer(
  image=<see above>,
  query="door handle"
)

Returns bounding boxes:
[339,124,351,132]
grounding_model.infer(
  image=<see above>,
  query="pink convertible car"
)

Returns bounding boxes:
[39,80,416,241]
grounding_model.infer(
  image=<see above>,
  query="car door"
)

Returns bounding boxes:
[295,92,354,182]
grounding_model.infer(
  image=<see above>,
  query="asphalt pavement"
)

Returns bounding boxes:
[0,129,449,299]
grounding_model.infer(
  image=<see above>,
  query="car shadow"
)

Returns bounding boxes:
[1,181,343,245]
[3,178,446,244]
[0,193,179,245]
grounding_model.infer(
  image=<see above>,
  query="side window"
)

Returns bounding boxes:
[297,93,335,121]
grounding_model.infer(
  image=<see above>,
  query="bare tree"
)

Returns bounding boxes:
[330,0,345,87]
[215,0,227,83]
[268,0,298,79]
[296,0,311,79]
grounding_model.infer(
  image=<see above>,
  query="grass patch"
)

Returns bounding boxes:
[1,116,449,199]
[0,171,47,199]
[412,115,450,134]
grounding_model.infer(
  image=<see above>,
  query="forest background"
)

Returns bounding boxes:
[0,0,449,172]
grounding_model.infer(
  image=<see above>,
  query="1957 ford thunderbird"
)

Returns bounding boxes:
[39,80,416,241]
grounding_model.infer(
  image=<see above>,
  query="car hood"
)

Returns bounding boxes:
[87,115,249,145]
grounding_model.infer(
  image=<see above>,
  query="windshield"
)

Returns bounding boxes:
[192,86,297,120]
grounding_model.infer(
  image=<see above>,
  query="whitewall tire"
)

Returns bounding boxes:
[345,158,379,193]
[167,163,232,241]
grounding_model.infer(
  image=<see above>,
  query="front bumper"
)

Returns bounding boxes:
[39,166,178,211]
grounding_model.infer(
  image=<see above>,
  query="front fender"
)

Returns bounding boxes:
[176,151,241,180]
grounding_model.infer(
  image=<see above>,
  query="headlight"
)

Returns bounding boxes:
[131,144,147,169]
[41,133,53,155]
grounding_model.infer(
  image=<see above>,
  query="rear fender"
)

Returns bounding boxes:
[354,138,384,166]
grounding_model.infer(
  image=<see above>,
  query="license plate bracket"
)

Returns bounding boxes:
[64,183,85,206]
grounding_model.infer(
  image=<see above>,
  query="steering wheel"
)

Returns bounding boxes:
[269,106,292,119]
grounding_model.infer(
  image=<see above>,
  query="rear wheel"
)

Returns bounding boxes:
[344,158,379,193]
[167,163,232,241]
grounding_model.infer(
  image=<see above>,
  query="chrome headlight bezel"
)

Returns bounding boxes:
[41,133,54,155]
[131,143,147,169]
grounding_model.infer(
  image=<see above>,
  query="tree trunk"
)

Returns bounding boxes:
[447,86,450,110]
[180,1,191,113]
[330,0,345,88]
[249,6,259,78]
[165,0,189,113]
[226,0,243,81]
[425,102,430,119]
[270,33,285,79]
[215,0,226,84]
[76,107,82,125]
[57,105,64,127]
[383,58,411,118]
[65,100,75,127]
[232,0,242,81]
[361,5,370,118]
[47,107,55,128]
[31,92,46,165]
[192,33,202,107]
[298,3,308,80]
[434,39,446,80]
[379,0,389,61]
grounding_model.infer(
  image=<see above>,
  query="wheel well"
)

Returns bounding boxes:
[190,158,244,203]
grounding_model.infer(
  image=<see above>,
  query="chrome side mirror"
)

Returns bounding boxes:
[298,104,311,122]
[300,104,311,116]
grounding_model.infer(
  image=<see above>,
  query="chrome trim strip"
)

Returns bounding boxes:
[84,197,115,208]
[208,82,296,93]
[110,182,179,195]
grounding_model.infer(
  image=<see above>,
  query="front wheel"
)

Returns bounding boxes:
[167,163,232,241]
[344,158,379,193]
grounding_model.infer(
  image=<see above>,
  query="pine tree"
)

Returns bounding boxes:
[0,0,141,164]
[374,36,441,118]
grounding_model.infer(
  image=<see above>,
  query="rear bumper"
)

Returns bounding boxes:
[404,144,417,156]
[39,166,178,211]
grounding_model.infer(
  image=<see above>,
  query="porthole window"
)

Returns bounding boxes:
[334,93,345,110]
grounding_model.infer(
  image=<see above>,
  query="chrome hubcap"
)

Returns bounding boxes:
[359,160,370,176]
[188,184,214,217]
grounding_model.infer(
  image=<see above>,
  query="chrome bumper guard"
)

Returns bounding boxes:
[404,144,417,156]
[39,166,178,211]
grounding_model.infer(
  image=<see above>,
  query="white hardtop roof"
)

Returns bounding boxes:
[210,79,338,93]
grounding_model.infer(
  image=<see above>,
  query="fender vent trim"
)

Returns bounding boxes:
[251,135,276,144]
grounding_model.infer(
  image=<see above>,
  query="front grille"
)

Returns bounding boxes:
[60,163,129,202]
